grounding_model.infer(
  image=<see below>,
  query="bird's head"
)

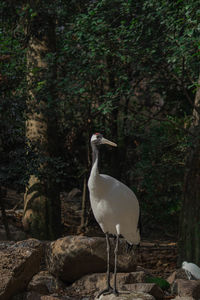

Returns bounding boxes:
[182,261,188,269]
[91,133,117,147]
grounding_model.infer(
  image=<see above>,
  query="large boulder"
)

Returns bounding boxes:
[167,268,189,294]
[13,291,73,300]
[27,271,64,295]
[46,236,137,283]
[123,283,163,299]
[176,279,200,299]
[173,297,195,300]
[66,271,163,299]
[97,292,155,300]
[67,271,147,297]
[0,239,44,300]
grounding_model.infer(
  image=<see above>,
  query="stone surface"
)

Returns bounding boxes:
[167,269,188,285]
[27,270,64,295]
[173,297,195,300]
[0,236,179,299]
[13,291,74,300]
[176,279,200,298]
[67,271,147,297]
[0,239,44,300]
[123,283,163,299]
[167,268,188,294]
[13,292,42,300]
[97,292,155,299]
[46,236,137,283]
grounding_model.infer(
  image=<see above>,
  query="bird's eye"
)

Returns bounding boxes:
[95,133,101,139]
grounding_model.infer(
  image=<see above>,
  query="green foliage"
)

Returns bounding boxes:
[0,11,27,191]
[0,0,199,235]
[133,119,189,231]
[146,276,170,290]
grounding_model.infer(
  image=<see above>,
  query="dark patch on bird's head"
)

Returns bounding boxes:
[91,133,103,146]
[90,133,117,148]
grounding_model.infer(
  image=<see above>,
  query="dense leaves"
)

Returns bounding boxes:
[0,0,199,235]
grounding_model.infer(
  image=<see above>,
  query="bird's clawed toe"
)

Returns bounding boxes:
[113,289,119,296]
[97,286,119,298]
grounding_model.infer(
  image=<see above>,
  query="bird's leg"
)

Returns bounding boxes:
[97,233,113,298]
[185,269,192,280]
[105,232,112,290]
[126,241,133,253]
[113,234,119,296]
[113,236,131,296]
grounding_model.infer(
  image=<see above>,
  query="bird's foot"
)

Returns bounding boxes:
[97,286,119,298]
[126,242,133,253]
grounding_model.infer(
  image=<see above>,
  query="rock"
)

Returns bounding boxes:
[167,269,188,285]
[0,241,15,250]
[176,279,200,299]
[46,236,137,283]
[67,271,147,296]
[16,291,42,300]
[167,268,188,294]
[13,291,74,300]
[0,239,44,300]
[119,271,149,284]
[27,270,64,295]
[68,273,105,296]
[97,292,155,299]
[39,294,72,300]
[123,283,163,299]
[173,297,195,300]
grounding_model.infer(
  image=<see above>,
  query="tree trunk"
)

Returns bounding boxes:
[23,6,61,240]
[178,75,200,265]
[0,187,10,240]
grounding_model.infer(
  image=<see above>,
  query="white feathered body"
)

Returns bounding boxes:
[88,172,140,245]
[182,261,200,280]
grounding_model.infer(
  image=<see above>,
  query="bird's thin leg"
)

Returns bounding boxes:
[105,232,112,289]
[126,241,133,253]
[97,233,113,298]
[113,234,119,296]
[113,235,130,296]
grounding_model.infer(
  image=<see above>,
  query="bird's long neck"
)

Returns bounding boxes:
[91,143,99,178]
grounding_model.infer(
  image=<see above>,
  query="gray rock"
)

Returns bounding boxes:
[13,291,74,300]
[173,297,195,300]
[0,239,44,300]
[67,271,148,297]
[28,270,64,295]
[97,292,155,299]
[167,269,188,294]
[123,283,163,299]
[176,279,200,299]
[167,268,188,285]
[46,236,137,283]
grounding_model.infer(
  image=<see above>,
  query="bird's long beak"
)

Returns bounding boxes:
[101,137,117,147]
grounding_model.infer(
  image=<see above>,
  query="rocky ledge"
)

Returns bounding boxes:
[0,236,198,300]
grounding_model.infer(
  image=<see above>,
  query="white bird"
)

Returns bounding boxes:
[182,261,200,280]
[88,133,140,297]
